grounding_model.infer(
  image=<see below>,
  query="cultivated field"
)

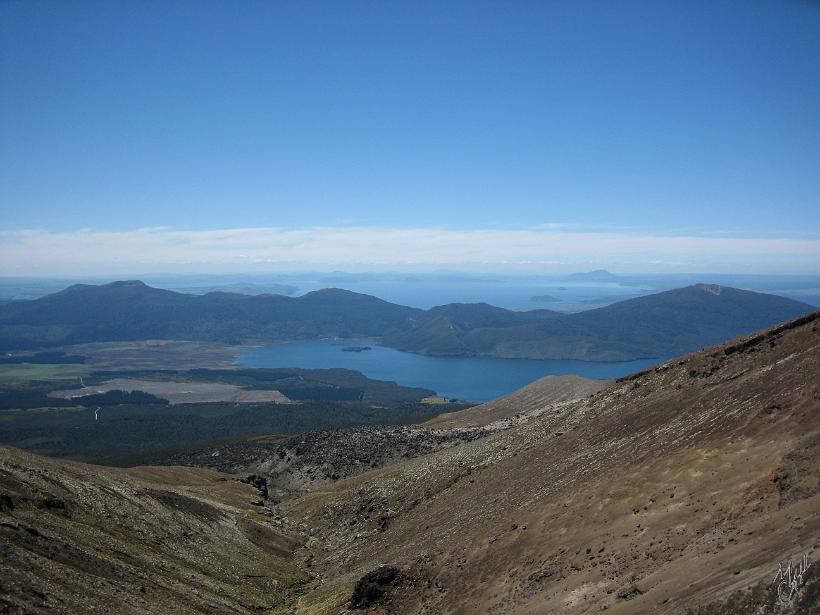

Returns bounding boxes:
[49,378,292,405]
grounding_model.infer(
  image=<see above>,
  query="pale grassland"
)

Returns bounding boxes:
[48,377,293,405]
[421,395,451,404]
[52,340,246,371]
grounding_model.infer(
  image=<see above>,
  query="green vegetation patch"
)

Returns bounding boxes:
[0,363,88,384]
[296,580,357,615]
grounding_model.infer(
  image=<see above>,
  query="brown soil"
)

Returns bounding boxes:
[0,451,308,614]
[283,311,820,614]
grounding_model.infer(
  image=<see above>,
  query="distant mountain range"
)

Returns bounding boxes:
[0,280,812,361]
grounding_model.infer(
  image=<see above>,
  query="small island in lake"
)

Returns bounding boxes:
[341,345,372,352]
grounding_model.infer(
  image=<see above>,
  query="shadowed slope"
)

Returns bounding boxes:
[0,452,307,613]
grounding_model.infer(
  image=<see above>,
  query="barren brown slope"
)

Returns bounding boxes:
[216,377,604,497]
[285,311,820,614]
[426,374,609,428]
[0,451,308,614]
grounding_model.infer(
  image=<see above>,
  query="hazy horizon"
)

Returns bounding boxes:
[3,268,819,311]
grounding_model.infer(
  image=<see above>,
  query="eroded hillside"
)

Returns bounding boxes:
[282,311,820,614]
[0,454,309,613]
[425,374,607,428]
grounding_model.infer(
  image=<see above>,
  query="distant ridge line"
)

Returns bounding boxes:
[0,280,813,362]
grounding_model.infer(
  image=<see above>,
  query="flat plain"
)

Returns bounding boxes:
[0,363,89,384]
[48,377,293,405]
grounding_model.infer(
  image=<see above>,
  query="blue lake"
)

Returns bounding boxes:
[236,339,662,402]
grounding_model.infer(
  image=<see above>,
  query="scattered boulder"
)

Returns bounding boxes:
[616,584,645,601]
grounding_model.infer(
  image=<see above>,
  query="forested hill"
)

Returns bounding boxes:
[0,280,812,361]
[0,281,423,348]
[383,283,815,360]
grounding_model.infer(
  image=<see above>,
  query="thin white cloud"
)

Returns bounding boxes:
[0,226,818,275]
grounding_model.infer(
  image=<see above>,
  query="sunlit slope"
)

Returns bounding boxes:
[287,311,820,614]
[425,374,608,428]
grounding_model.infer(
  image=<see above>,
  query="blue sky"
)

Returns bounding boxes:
[1,1,819,274]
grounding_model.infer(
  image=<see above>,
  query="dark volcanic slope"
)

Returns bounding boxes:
[0,453,308,614]
[0,280,812,361]
[283,311,820,614]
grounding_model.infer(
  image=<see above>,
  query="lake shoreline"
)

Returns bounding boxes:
[236,338,663,402]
